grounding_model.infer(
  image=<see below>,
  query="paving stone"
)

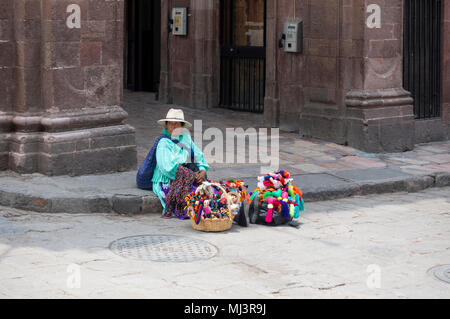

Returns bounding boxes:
[387,157,431,165]
[420,154,450,164]
[290,163,329,174]
[340,156,387,169]
[398,165,442,175]
[423,163,450,172]
[416,144,450,154]
[330,168,413,183]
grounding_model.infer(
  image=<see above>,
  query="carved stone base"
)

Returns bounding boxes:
[298,89,416,153]
[7,125,137,176]
[345,88,415,153]
[1,107,137,176]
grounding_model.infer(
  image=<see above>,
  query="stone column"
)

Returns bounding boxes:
[1,0,137,176]
[159,0,172,104]
[344,0,415,152]
[0,0,15,170]
[160,0,220,109]
[190,0,220,109]
[263,0,280,128]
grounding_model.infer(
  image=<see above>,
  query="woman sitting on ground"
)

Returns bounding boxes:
[152,109,209,219]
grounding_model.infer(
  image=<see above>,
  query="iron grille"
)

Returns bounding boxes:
[219,0,266,113]
[403,0,442,119]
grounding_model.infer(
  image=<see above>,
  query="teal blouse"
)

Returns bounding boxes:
[152,128,210,214]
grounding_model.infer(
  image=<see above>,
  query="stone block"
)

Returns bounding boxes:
[14,67,43,111]
[0,0,13,19]
[0,19,13,41]
[43,67,86,110]
[9,151,39,173]
[0,68,14,110]
[112,194,143,214]
[43,20,81,42]
[81,20,106,40]
[16,41,41,68]
[88,0,118,21]
[308,56,337,89]
[414,119,446,144]
[85,65,121,107]
[14,19,42,41]
[0,41,14,66]
[80,41,102,66]
[43,42,80,68]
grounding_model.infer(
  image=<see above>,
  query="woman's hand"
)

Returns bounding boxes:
[195,170,206,184]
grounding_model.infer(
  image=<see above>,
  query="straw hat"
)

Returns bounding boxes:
[157,108,192,128]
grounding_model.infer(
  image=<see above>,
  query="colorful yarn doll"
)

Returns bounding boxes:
[280,191,290,219]
[203,200,211,219]
[265,197,276,223]
[257,176,266,190]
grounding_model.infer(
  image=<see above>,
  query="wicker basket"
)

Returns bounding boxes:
[191,217,233,232]
[190,182,234,232]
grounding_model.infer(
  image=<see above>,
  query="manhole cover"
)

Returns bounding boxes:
[427,265,450,284]
[109,235,218,262]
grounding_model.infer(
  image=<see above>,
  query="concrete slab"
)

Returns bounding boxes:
[330,168,413,183]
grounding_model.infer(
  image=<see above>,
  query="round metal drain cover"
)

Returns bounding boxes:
[427,265,450,284]
[109,235,218,262]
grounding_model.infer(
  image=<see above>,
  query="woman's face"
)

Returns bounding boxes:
[166,121,184,136]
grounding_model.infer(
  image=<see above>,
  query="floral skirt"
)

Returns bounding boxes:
[160,165,198,219]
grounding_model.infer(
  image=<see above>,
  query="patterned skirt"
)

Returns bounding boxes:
[160,165,198,219]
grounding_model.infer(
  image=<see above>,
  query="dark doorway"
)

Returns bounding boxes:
[126,0,161,93]
[220,0,266,113]
[403,0,442,119]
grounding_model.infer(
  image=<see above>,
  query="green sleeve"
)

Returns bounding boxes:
[156,139,188,180]
[190,140,210,172]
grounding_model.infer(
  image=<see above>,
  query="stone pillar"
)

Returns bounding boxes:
[0,0,137,176]
[159,0,172,104]
[0,0,14,170]
[190,0,220,109]
[159,0,220,109]
[295,0,350,143]
[263,0,280,128]
[344,0,415,152]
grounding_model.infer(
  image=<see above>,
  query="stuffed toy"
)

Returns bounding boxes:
[265,197,277,223]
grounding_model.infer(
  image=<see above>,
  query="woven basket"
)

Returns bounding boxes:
[190,182,234,232]
[191,217,233,232]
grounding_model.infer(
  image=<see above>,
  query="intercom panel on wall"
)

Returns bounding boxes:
[172,7,187,36]
[283,20,303,53]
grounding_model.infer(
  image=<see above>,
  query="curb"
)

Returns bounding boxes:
[0,172,449,215]
[0,189,161,215]
[302,172,450,202]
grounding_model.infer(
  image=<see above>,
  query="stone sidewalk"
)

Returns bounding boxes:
[0,90,449,215]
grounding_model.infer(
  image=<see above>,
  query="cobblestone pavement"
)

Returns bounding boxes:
[123,90,450,181]
[0,187,449,299]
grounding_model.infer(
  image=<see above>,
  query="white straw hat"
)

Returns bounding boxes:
[157,108,192,128]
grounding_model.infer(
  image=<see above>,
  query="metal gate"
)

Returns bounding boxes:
[220,0,266,113]
[403,0,442,119]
